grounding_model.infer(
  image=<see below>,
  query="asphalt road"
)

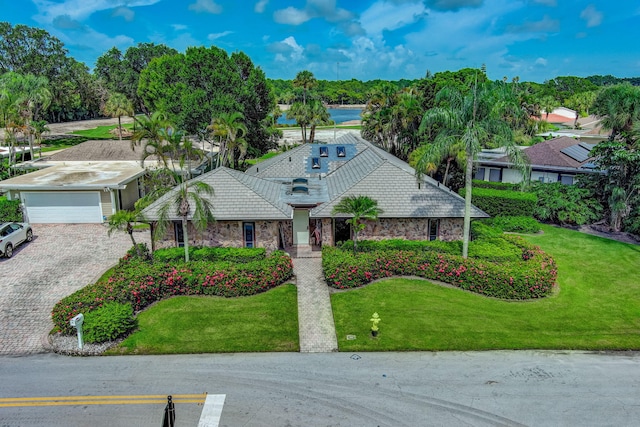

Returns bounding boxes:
[1,350,639,426]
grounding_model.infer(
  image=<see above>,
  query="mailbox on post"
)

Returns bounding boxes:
[70,313,84,350]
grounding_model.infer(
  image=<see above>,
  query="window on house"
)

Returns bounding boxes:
[243,222,255,248]
[560,175,574,185]
[174,222,184,247]
[429,219,439,241]
[474,167,486,181]
[319,146,328,157]
[311,157,321,169]
[488,168,502,182]
[336,146,346,157]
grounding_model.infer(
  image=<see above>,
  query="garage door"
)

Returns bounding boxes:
[22,192,103,223]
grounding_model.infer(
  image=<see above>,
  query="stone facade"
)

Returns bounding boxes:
[156,217,463,251]
[359,217,463,242]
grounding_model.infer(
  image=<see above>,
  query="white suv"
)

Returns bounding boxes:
[0,222,33,258]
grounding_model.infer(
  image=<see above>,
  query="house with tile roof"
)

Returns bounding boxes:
[141,133,488,252]
[477,136,599,185]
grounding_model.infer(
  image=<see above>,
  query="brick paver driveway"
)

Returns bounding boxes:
[0,224,150,355]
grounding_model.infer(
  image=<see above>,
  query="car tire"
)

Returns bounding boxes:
[26,229,33,242]
[5,244,13,258]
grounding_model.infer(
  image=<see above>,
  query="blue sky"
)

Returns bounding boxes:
[2,0,639,83]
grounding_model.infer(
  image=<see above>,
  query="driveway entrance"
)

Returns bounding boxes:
[0,224,150,355]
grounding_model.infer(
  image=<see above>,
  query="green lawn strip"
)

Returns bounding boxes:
[71,123,134,139]
[332,225,640,351]
[108,284,299,354]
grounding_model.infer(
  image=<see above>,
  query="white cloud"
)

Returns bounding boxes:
[270,36,305,63]
[112,7,135,22]
[254,0,268,13]
[208,31,233,41]
[580,5,603,28]
[188,0,223,14]
[32,0,160,23]
[535,57,548,67]
[359,1,427,35]
[506,15,559,34]
[274,7,312,25]
[172,24,188,31]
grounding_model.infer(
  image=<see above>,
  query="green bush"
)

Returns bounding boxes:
[531,182,603,225]
[471,179,519,191]
[0,197,22,222]
[470,221,504,240]
[467,187,537,217]
[153,246,265,263]
[486,216,541,233]
[83,302,137,344]
[52,251,293,335]
[322,236,557,299]
[339,238,461,255]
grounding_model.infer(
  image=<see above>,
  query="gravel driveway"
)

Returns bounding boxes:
[0,224,150,355]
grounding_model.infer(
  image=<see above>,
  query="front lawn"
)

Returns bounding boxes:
[108,284,299,354]
[332,225,640,351]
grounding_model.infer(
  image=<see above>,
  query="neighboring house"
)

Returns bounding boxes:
[477,136,598,185]
[0,140,149,223]
[142,133,488,252]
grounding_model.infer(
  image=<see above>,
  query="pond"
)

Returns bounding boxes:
[278,107,363,125]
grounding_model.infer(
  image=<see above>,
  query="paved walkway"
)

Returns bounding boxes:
[292,247,338,353]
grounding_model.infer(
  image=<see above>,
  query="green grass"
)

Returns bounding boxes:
[71,123,134,139]
[244,151,281,165]
[331,224,640,351]
[107,284,299,354]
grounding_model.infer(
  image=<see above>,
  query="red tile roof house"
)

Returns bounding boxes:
[141,134,488,253]
[476,136,599,185]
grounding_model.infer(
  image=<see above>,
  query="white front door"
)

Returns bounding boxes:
[293,209,309,245]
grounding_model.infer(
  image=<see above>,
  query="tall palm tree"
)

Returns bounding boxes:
[332,195,383,253]
[131,111,171,167]
[152,174,215,262]
[208,112,248,168]
[293,70,316,105]
[539,95,557,121]
[286,102,311,143]
[107,209,142,254]
[31,119,49,158]
[307,100,331,144]
[103,92,134,141]
[415,82,529,258]
[593,83,640,142]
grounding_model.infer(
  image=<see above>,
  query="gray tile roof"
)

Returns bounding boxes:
[141,167,291,221]
[143,134,488,222]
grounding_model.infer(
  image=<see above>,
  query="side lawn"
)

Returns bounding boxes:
[331,225,640,351]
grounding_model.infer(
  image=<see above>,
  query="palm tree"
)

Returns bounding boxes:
[415,82,529,259]
[107,209,142,254]
[131,111,171,167]
[293,70,316,105]
[103,92,134,141]
[331,195,383,253]
[208,112,248,168]
[151,174,215,262]
[539,95,557,121]
[593,83,640,142]
[307,100,331,143]
[286,102,311,143]
[31,119,49,158]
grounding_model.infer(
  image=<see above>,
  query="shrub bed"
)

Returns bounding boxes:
[153,246,266,263]
[0,197,22,222]
[322,236,556,300]
[52,250,293,335]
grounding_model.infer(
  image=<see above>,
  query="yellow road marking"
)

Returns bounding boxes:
[0,394,207,408]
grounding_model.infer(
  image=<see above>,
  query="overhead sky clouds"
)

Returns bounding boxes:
[3,0,638,82]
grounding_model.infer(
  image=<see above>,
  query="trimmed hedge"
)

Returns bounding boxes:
[52,251,293,335]
[322,235,556,300]
[471,179,519,191]
[83,302,137,343]
[0,197,22,222]
[466,187,537,217]
[153,246,266,263]
[485,216,541,234]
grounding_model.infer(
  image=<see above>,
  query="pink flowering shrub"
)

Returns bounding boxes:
[52,251,293,335]
[322,235,556,300]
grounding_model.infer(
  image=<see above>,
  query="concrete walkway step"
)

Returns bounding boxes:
[292,257,338,353]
